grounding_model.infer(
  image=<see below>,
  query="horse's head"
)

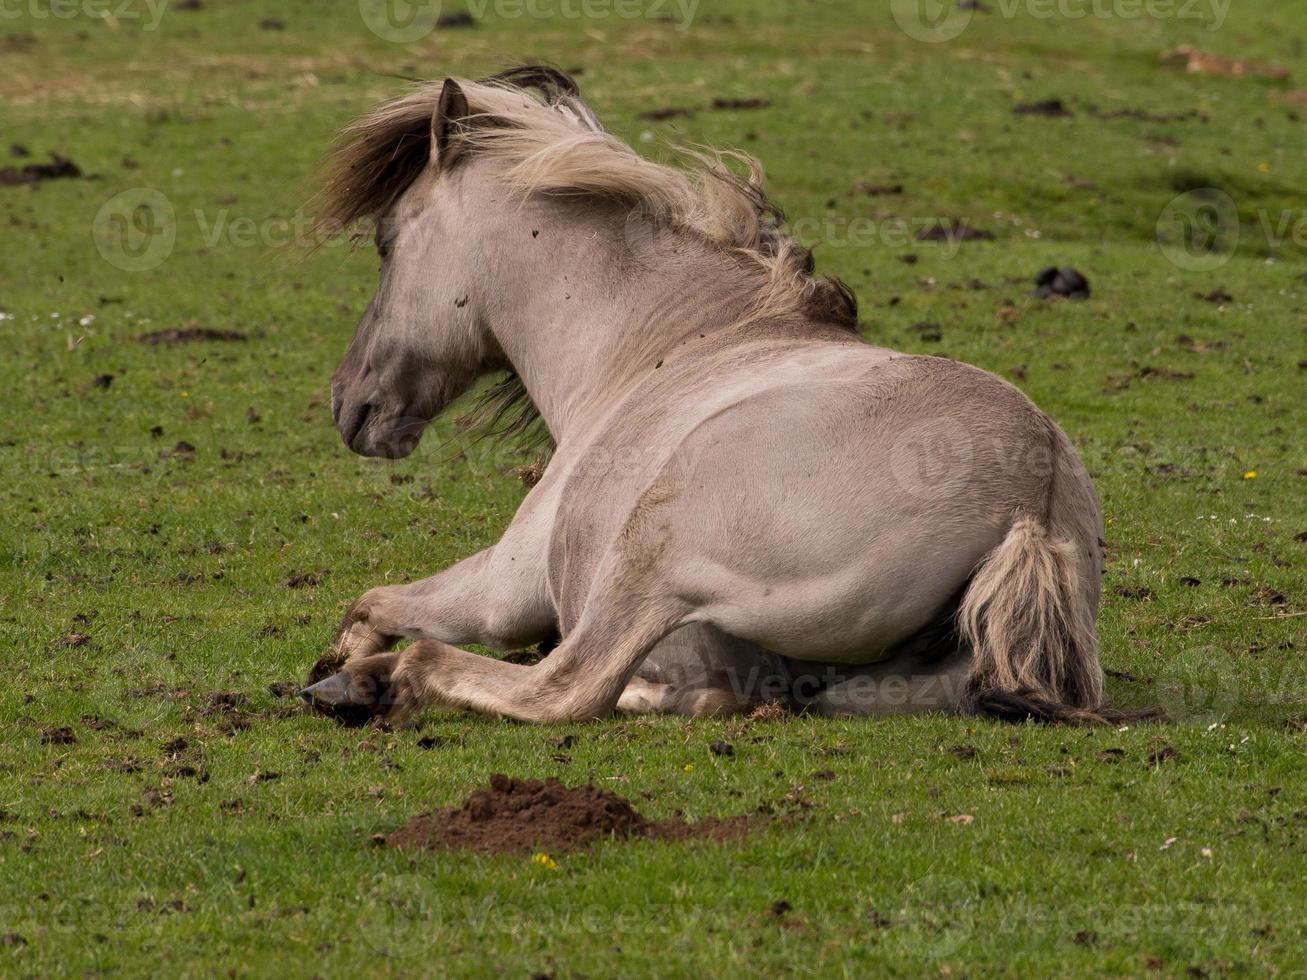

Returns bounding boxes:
[329,79,502,459]
[322,67,856,457]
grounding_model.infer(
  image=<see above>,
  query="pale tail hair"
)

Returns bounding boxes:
[958,515,1108,722]
[952,418,1147,724]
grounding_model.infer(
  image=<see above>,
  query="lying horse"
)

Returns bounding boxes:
[302,67,1112,725]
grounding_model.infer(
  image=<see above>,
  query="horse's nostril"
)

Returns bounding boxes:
[339,400,375,449]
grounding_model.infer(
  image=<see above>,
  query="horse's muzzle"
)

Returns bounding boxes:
[337,400,430,459]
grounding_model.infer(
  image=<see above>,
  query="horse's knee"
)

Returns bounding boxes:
[334,586,405,659]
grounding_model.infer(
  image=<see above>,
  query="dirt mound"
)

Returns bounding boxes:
[387,774,751,854]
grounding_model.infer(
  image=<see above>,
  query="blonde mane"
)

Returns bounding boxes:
[316,66,857,332]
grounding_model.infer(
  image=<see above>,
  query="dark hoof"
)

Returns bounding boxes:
[301,671,391,726]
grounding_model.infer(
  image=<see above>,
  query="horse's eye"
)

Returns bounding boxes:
[377,240,393,261]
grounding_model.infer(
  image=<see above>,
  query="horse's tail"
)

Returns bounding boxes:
[957,424,1138,724]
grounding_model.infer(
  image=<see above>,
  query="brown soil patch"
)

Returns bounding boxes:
[639,106,695,120]
[0,153,81,187]
[851,180,904,196]
[1113,585,1156,600]
[387,774,753,854]
[916,219,994,242]
[283,569,329,588]
[711,97,771,111]
[39,726,77,745]
[1087,105,1208,124]
[1014,98,1071,118]
[304,651,345,687]
[138,326,248,345]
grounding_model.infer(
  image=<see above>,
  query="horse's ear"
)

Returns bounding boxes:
[431,78,471,171]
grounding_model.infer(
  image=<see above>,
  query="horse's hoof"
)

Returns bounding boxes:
[301,671,384,726]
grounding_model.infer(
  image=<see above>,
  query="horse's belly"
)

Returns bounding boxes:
[687,517,1003,663]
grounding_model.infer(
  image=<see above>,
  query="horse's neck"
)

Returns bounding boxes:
[483,214,759,443]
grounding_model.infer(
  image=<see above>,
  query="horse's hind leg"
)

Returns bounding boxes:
[617,625,791,717]
[798,647,973,716]
[615,677,757,717]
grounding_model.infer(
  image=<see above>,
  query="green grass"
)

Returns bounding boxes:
[2,0,1306,975]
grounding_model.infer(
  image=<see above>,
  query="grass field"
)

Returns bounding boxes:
[2,0,1306,975]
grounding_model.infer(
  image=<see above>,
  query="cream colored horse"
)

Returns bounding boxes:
[302,67,1113,726]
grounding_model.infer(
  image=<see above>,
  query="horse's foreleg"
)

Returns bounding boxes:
[308,481,698,725]
[306,581,690,725]
[328,546,554,665]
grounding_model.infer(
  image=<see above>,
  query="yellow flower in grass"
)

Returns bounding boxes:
[1243,471,1257,480]
[532,852,558,870]
[682,763,695,773]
